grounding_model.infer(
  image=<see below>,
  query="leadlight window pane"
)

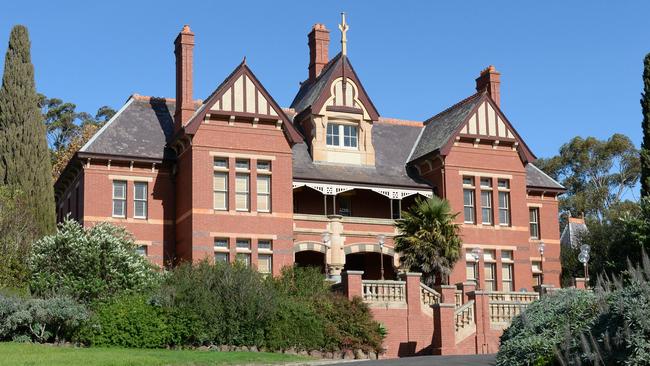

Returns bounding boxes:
[236,239,251,249]
[501,250,513,261]
[235,174,249,211]
[529,208,540,239]
[215,252,229,263]
[214,158,228,169]
[134,182,147,218]
[499,192,510,226]
[112,181,126,217]
[480,177,492,188]
[213,172,228,211]
[236,253,251,267]
[326,124,339,146]
[463,189,475,223]
[498,179,510,189]
[258,240,272,250]
[256,160,271,171]
[343,125,358,148]
[481,191,492,225]
[258,254,272,274]
[462,176,474,186]
[214,238,228,248]
[135,245,147,256]
[235,159,250,170]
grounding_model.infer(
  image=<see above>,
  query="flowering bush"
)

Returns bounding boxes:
[29,219,158,303]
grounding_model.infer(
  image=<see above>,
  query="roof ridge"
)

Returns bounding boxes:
[423,91,485,126]
[131,94,202,106]
[377,117,423,127]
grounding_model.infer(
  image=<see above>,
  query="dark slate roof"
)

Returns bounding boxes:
[525,163,565,190]
[290,53,342,114]
[560,219,589,249]
[80,96,176,160]
[292,122,430,189]
[408,92,485,162]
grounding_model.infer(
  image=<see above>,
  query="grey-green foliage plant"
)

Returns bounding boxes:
[0,25,55,236]
[29,219,158,303]
[0,293,88,343]
[496,289,599,366]
[556,252,650,365]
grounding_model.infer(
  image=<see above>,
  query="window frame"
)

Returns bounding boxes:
[213,157,229,211]
[463,189,476,224]
[235,173,250,212]
[481,190,493,225]
[256,173,271,213]
[133,181,148,219]
[326,123,358,149]
[498,191,511,226]
[529,207,540,239]
[112,180,127,218]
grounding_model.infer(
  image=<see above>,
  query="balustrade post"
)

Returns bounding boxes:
[405,272,422,316]
[343,270,364,300]
[469,290,491,354]
[574,277,589,290]
[460,281,475,305]
[435,285,457,306]
[432,302,456,355]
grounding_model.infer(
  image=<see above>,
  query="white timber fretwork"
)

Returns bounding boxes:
[293,181,432,200]
[460,100,514,139]
[209,73,279,117]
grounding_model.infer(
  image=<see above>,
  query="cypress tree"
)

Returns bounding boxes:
[641,53,650,199]
[0,25,55,235]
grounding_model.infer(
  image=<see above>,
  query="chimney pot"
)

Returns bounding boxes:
[308,24,330,82]
[174,25,195,132]
[475,65,501,106]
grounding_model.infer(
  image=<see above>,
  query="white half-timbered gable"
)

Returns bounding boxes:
[459,99,515,139]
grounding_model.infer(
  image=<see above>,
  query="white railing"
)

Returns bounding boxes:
[419,283,441,306]
[486,291,539,303]
[362,280,406,303]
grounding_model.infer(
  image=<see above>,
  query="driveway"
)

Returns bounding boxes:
[329,354,496,366]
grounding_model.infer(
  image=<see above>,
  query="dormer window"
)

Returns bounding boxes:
[327,123,358,148]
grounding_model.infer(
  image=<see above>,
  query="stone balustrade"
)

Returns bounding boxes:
[488,300,530,327]
[486,291,539,303]
[454,290,463,308]
[362,280,406,303]
[419,283,441,306]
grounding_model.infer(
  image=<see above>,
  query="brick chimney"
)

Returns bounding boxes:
[308,24,330,82]
[174,25,195,131]
[475,65,501,106]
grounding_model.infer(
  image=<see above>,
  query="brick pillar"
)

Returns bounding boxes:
[405,273,422,316]
[575,277,588,290]
[432,285,457,355]
[459,282,475,305]
[344,270,363,300]
[469,290,490,354]
[174,24,195,132]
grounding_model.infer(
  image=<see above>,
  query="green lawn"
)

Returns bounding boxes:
[0,342,309,366]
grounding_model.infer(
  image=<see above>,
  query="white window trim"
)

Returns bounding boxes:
[235,173,250,212]
[112,181,126,218]
[257,173,271,213]
[498,191,511,227]
[481,190,493,225]
[326,123,359,149]
[463,189,475,224]
[214,171,229,211]
[133,182,148,219]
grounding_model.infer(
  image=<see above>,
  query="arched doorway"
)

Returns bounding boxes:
[344,252,397,280]
[295,250,326,274]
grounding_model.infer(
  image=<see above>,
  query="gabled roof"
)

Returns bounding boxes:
[292,120,429,189]
[183,60,302,143]
[526,163,565,191]
[80,95,176,160]
[290,53,379,120]
[408,91,536,164]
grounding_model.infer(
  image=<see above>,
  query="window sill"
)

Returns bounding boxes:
[133,216,147,220]
[112,215,126,219]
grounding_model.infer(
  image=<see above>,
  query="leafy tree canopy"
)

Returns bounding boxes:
[536,134,640,221]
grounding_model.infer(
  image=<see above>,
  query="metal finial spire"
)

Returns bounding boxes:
[339,12,349,56]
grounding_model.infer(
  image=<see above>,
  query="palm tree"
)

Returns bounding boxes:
[394,196,462,286]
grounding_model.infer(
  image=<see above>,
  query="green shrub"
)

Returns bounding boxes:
[497,289,599,366]
[0,292,88,342]
[319,295,384,352]
[159,260,278,346]
[78,294,175,348]
[264,298,325,351]
[29,219,159,303]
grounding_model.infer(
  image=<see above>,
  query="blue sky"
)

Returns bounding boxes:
[1,1,649,159]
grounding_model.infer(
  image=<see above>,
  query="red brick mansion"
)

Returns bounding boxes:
[54,18,564,357]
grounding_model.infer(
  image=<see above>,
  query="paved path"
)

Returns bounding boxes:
[328,354,496,366]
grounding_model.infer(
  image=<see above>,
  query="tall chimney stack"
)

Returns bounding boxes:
[308,24,330,82]
[475,65,501,106]
[174,25,195,131]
